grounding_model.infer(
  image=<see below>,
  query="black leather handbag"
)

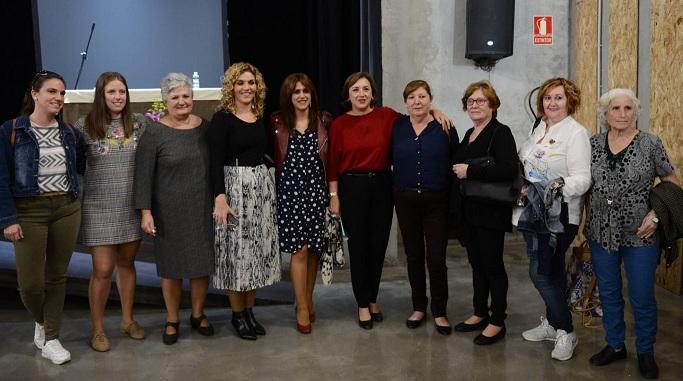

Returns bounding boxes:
[459,125,523,206]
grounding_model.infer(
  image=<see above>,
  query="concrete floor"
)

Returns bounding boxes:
[0,237,681,381]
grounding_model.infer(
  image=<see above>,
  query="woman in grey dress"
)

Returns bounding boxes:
[134,73,215,345]
[76,72,148,352]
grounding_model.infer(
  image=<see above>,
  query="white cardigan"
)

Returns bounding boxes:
[513,115,591,225]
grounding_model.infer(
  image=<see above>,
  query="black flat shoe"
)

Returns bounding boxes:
[189,313,214,336]
[435,323,452,336]
[232,311,257,340]
[454,317,489,332]
[245,308,266,336]
[162,321,180,345]
[473,325,506,345]
[358,318,373,330]
[589,345,627,366]
[637,353,659,379]
[370,311,384,322]
[406,314,426,329]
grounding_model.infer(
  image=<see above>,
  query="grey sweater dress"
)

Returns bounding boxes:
[134,120,214,278]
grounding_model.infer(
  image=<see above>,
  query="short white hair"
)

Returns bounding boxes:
[597,88,641,131]
[160,72,192,102]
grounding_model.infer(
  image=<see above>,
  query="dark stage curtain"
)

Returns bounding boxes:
[1,1,37,122]
[227,0,381,118]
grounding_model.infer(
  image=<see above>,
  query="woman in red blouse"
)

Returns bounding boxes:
[328,72,450,329]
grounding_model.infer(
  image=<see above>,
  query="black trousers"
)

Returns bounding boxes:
[339,172,393,308]
[394,188,449,317]
[464,225,508,326]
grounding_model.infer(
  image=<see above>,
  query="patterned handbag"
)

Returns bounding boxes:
[321,209,345,284]
[567,240,602,328]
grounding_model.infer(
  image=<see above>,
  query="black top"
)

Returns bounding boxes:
[452,118,519,231]
[207,110,272,196]
[391,115,458,190]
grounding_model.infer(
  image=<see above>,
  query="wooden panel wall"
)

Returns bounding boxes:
[650,0,683,294]
[608,0,638,91]
[574,0,599,134]
[649,0,683,179]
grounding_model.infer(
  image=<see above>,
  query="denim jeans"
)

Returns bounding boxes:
[589,240,659,354]
[525,224,578,333]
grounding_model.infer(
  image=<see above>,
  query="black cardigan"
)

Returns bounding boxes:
[452,118,519,232]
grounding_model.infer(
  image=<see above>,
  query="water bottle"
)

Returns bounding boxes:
[192,72,200,89]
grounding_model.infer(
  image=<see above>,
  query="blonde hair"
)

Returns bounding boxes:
[219,62,267,118]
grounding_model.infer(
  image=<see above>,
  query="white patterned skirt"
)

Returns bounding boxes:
[212,165,281,291]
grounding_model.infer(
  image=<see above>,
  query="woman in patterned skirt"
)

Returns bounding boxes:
[209,62,280,341]
[75,72,148,352]
[271,73,332,334]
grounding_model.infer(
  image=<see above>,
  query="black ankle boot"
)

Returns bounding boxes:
[245,308,266,335]
[231,311,257,340]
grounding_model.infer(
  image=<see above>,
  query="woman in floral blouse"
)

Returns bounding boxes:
[585,88,679,379]
[75,72,148,352]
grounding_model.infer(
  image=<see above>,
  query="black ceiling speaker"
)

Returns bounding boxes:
[465,0,515,69]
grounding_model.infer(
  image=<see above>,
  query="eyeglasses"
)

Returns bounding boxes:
[466,98,488,106]
[542,95,565,102]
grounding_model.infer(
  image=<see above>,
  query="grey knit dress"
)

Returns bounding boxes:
[134,120,214,278]
[75,114,147,246]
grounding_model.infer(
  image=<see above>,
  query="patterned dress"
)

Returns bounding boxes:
[277,130,328,255]
[75,114,146,246]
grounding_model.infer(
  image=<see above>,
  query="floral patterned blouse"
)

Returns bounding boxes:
[584,131,674,251]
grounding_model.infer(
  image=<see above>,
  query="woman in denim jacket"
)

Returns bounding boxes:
[0,71,83,365]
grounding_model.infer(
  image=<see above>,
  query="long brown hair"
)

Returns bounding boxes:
[84,72,133,140]
[279,73,320,133]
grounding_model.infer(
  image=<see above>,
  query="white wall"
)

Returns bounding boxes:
[381,0,571,143]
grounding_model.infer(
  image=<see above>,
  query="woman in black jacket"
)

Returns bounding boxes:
[451,81,519,345]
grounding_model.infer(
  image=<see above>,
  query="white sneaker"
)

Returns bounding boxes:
[551,330,578,361]
[34,322,45,349]
[522,316,557,342]
[41,339,71,365]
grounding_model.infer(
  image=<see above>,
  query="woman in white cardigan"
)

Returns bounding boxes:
[515,77,591,361]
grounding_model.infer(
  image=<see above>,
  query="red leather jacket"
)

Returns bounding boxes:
[270,111,333,178]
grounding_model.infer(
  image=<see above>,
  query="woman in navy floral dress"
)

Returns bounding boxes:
[272,73,331,334]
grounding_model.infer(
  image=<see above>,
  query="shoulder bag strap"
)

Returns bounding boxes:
[485,123,500,156]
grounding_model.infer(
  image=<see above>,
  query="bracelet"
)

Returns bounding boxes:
[329,192,338,197]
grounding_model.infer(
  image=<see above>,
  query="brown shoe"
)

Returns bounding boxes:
[90,331,111,352]
[120,321,146,340]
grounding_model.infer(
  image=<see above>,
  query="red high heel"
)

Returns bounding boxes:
[309,311,316,323]
[296,322,312,334]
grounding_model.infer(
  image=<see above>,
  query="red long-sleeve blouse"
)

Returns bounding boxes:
[327,107,399,182]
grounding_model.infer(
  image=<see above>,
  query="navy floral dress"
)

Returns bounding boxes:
[277,130,328,255]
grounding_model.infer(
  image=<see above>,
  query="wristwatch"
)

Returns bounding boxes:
[329,192,338,197]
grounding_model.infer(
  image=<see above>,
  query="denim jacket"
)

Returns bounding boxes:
[0,114,83,229]
[517,180,564,276]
